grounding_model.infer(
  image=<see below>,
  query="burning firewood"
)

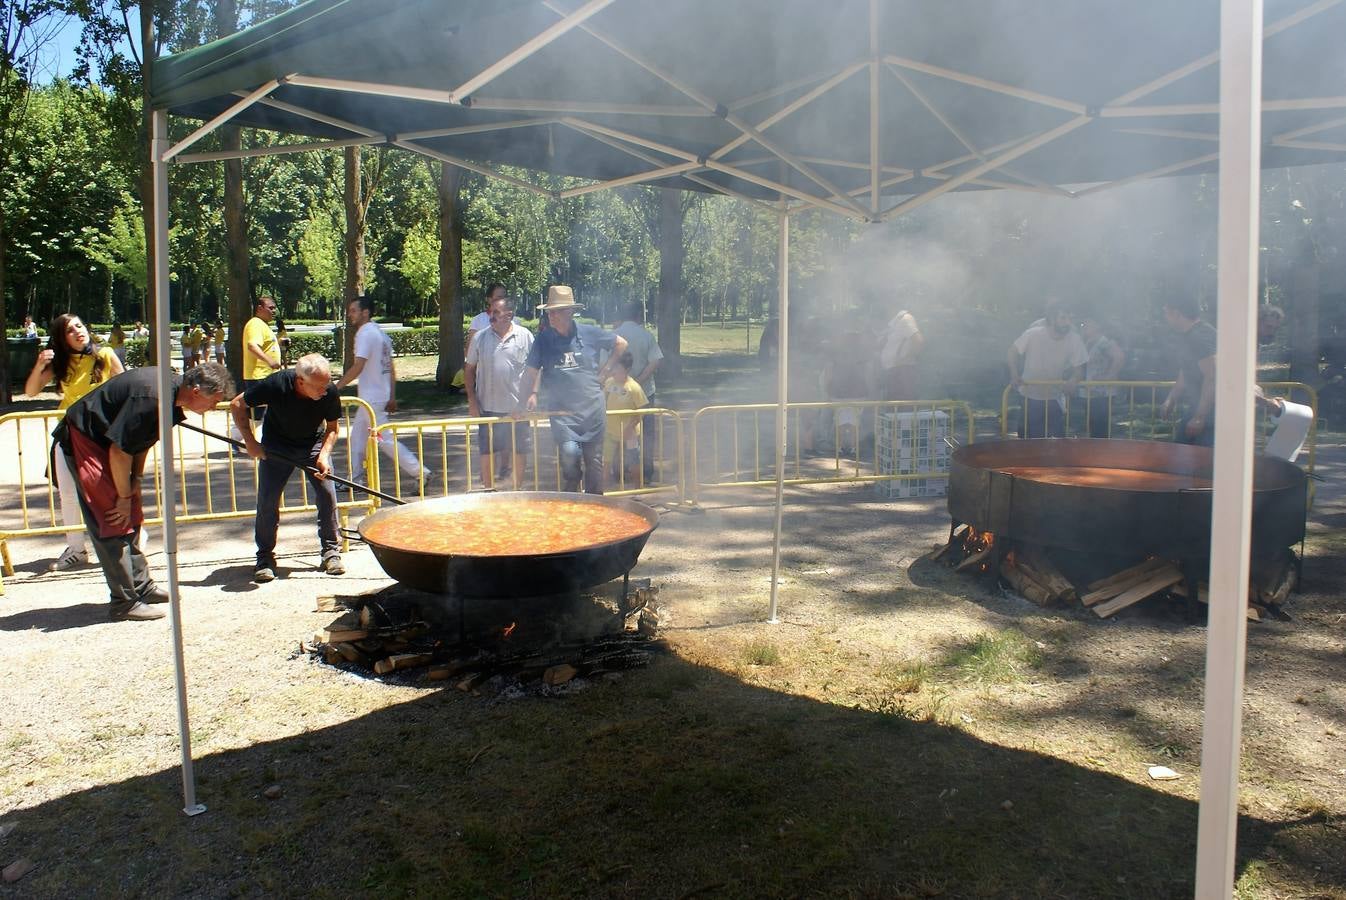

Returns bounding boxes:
[954,547,994,573]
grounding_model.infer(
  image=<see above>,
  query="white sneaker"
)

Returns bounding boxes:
[49,547,88,571]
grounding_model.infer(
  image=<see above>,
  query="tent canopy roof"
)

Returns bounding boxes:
[152,0,1346,217]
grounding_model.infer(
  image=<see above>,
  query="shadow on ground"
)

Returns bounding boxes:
[3,654,1341,899]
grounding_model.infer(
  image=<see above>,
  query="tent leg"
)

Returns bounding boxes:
[767,211,789,625]
[1195,0,1262,893]
[152,109,205,818]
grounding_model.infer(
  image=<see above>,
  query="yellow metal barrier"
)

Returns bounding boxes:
[370,408,688,503]
[0,397,378,591]
[689,399,976,503]
[998,380,1319,477]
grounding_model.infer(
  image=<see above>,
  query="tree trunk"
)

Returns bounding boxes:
[343,144,366,368]
[139,0,158,364]
[435,163,465,387]
[656,188,684,380]
[0,225,10,404]
[216,0,249,382]
[223,126,250,382]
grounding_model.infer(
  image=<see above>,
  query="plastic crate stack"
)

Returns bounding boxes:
[875,410,951,498]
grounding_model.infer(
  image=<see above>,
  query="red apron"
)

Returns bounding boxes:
[67,427,145,539]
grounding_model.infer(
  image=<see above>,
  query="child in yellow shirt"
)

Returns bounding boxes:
[603,351,647,488]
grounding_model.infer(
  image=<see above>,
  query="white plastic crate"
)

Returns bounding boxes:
[875,411,950,498]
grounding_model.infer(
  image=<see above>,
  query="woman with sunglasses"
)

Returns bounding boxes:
[23,313,126,570]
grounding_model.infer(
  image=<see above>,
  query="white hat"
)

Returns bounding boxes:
[538,285,583,311]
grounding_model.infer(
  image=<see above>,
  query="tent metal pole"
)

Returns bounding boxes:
[175,134,383,165]
[885,64,1073,198]
[710,62,867,162]
[397,117,557,141]
[1274,111,1346,142]
[767,210,789,625]
[1108,0,1338,107]
[869,0,881,216]
[884,54,1086,114]
[448,0,617,100]
[1103,95,1346,117]
[880,115,1091,221]
[391,140,558,198]
[1195,0,1262,894]
[162,77,282,161]
[555,120,779,212]
[558,161,701,198]
[247,94,382,137]
[152,109,205,818]
[1073,152,1219,198]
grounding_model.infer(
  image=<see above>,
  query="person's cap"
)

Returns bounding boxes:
[538,285,583,311]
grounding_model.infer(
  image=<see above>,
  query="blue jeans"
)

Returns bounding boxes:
[255,445,339,565]
[558,439,605,494]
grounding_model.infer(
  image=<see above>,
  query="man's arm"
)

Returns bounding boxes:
[247,339,282,371]
[1103,341,1126,381]
[524,365,542,411]
[229,393,266,458]
[386,358,399,413]
[597,335,628,381]
[635,356,661,386]
[1185,355,1217,437]
[336,356,367,391]
[106,444,137,527]
[464,363,481,417]
[314,418,340,477]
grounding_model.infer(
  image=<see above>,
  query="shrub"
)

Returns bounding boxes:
[286,331,340,360]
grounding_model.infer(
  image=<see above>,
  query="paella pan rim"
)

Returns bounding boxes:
[357,490,659,559]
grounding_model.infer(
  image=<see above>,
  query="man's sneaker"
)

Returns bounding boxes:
[139,585,170,604]
[254,564,276,583]
[49,547,88,571]
[321,555,345,576]
[418,470,436,495]
[109,600,166,621]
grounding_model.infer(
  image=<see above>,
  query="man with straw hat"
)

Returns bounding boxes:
[524,286,627,493]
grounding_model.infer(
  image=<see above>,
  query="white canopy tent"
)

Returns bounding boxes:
[145,1,1346,894]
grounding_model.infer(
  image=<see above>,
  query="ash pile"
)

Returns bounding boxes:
[301,579,665,696]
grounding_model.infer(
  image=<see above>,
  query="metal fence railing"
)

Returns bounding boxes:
[688,399,976,503]
[0,397,378,592]
[998,380,1319,478]
[370,408,688,505]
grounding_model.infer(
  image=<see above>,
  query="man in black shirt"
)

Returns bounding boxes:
[230,353,344,582]
[53,363,234,621]
[1159,296,1218,446]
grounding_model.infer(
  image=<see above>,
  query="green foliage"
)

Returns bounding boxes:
[124,337,148,368]
[285,331,339,360]
[389,327,442,356]
[83,192,149,298]
[395,218,441,307]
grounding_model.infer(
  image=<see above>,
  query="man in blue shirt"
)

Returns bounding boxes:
[524,286,627,493]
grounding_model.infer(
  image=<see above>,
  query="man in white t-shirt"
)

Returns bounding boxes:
[465,295,534,489]
[610,302,665,483]
[877,308,924,401]
[1007,300,1087,438]
[336,296,428,492]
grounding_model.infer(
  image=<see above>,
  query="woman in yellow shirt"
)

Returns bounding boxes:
[23,313,125,570]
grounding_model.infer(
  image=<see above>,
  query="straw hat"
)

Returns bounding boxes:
[538,285,583,311]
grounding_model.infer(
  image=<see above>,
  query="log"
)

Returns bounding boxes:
[1083,557,1173,596]
[1082,559,1181,607]
[316,627,368,644]
[1019,546,1077,604]
[999,558,1056,607]
[927,525,969,562]
[373,652,433,675]
[955,546,994,573]
[333,642,363,664]
[1266,559,1297,607]
[543,664,579,686]
[456,672,488,692]
[1093,569,1185,617]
